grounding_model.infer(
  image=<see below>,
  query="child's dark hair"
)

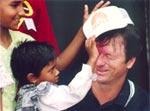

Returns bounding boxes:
[11,41,56,86]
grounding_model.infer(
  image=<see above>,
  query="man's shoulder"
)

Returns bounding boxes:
[134,83,149,99]
[127,83,149,111]
[65,90,99,111]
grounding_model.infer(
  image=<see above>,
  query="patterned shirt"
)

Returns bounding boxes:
[16,64,94,111]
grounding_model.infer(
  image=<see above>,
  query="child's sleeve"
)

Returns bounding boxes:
[39,64,93,110]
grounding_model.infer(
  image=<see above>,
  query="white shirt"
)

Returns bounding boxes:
[16,64,93,111]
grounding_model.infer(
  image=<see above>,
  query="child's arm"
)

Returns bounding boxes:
[39,37,98,111]
[56,1,110,71]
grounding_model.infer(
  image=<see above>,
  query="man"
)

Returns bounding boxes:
[67,6,149,111]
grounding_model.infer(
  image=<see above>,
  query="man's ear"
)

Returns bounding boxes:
[126,57,136,69]
[27,73,37,84]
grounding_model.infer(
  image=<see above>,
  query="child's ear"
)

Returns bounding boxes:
[27,73,37,84]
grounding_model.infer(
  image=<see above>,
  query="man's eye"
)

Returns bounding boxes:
[106,55,115,60]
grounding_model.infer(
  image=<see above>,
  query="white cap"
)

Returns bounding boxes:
[83,6,134,38]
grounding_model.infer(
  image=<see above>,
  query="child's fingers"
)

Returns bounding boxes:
[83,4,89,23]
[85,37,96,48]
[83,1,110,23]
[101,1,111,8]
[92,1,110,12]
[92,0,104,12]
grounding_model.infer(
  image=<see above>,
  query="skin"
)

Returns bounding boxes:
[0,0,25,30]
[56,0,111,71]
[0,0,110,110]
[0,0,110,69]
[27,60,60,84]
[0,1,25,110]
[92,35,136,105]
[95,36,127,84]
[28,37,99,85]
[25,0,111,84]
[0,0,111,84]
[0,0,25,48]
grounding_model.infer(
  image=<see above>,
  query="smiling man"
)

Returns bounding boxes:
[67,6,149,111]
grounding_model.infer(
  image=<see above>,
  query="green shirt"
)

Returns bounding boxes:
[0,30,34,111]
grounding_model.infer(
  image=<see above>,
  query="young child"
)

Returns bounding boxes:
[10,37,98,111]
[0,0,109,110]
[0,58,14,111]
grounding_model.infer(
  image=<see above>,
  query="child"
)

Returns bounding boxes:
[0,58,14,111]
[11,37,98,111]
[0,0,109,110]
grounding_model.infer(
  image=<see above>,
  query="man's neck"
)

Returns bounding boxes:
[91,77,126,105]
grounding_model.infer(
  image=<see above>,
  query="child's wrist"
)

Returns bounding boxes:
[87,58,96,66]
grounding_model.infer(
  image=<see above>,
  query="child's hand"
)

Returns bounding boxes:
[85,37,99,69]
[83,0,111,23]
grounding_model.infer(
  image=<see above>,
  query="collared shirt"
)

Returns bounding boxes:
[66,79,149,111]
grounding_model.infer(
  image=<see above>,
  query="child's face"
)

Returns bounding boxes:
[0,0,25,30]
[36,60,60,84]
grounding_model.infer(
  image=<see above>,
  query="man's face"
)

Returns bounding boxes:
[94,35,129,84]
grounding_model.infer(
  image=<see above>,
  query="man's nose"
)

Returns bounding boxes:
[96,55,106,66]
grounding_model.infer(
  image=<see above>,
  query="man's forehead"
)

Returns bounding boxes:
[97,34,124,44]
[97,36,125,53]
